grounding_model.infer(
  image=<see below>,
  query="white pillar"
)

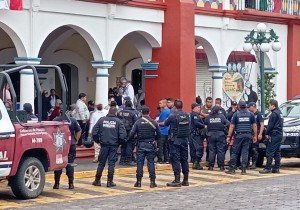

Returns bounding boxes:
[14,57,41,111]
[91,61,114,106]
[208,66,227,101]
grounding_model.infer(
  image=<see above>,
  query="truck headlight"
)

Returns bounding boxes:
[283,125,300,133]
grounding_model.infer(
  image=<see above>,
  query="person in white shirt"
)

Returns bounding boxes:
[120,77,135,108]
[74,93,90,146]
[89,104,106,162]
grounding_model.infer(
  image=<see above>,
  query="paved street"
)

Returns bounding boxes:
[0,159,299,210]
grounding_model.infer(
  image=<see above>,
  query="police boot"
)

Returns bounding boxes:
[134,177,142,188]
[241,168,247,175]
[53,173,61,189]
[181,174,189,186]
[107,172,116,188]
[272,169,280,174]
[249,163,257,170]
[68,175,74,189]
[119,157,125,166]
[192,161,203,170]
[225,168,235,174]
[150,179,157,188]
[92,171,102,186]
[166,175,181,187]
[259,168,272,174]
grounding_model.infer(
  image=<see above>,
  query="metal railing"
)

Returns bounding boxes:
[234,0,300,16]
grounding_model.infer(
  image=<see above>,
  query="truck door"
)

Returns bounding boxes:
[0,99,15,177]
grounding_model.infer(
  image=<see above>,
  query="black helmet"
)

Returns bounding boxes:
[83,136,94,148]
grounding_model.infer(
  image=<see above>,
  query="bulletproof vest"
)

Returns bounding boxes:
[235,111,252,133]
[119,110,133,131]
[207,114,224,132]
[175,112,190,138]
[138,119,156,140]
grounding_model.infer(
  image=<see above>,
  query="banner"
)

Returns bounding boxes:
[0,0,23,10]
[222,72,245,102]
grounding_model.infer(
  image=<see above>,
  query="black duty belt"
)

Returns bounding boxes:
[236,132,251,135]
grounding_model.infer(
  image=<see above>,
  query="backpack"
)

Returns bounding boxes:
[119,110,133,132]
[176,112,190,138]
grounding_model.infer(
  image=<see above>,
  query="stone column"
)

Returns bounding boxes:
[91,60,114,106]
[208,66,227,100]
[14,57,41,111]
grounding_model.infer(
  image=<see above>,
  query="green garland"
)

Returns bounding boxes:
[257,73,277,110]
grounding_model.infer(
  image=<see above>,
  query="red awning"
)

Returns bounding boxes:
[195,49,257,63]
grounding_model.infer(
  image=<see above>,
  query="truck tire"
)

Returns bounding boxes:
[256,152,265,168]
[10,157,45,199]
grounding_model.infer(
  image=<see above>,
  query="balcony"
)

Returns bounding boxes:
[233,0,300,16]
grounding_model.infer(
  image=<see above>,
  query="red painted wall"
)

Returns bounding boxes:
[146,0,196,115]
[287,23,300,99]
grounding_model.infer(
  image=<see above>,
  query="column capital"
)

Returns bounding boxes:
[264,67,277,74]
[208,65,227,72]
[91,60,115,69]
[141,62,159,71]
[14,57,42,65]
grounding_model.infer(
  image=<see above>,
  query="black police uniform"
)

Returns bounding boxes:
[201,106,212,163]
[205,110,230,170]
[249,110,264,168]
[228,108,255,172]
[92,114,127,187]
[118,107,138,165]
[165,110,190,187]
[53,116,81,189]
[190,111,205,169]
[263,107,283,172]
[128,115,161,187]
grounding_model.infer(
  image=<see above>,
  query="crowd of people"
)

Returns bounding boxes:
[18,78,283,190]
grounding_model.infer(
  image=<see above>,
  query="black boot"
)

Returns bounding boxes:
[192,161,203,170]
[92,171,102,186]
[134,177,142,188]
[68,173,74,189]
[181,174,189,186]
[225,168,236,174]
[259,168,272,174]
[219,166,225,171]
[272,168,280,174]
[53,172,61,189]
[69,182,74,189]
[241,168,246,175]
[249,163,256,170]
[150,179,157,188]
[107,172,116,188]
[167,175,181,187]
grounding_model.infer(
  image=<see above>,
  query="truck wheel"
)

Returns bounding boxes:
[256,152,265,168]
[10,157,45,199]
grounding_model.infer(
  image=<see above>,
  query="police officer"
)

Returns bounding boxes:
[164,100,190,187]
[53,114,82,190]
[190,103,205,170]
[92,107,127,187]
[118,100,138,166]
[128,106,161,188]
[205,106,230,171]
[226,101,257,175]
[248,102,264,169]
[259,99,283,174]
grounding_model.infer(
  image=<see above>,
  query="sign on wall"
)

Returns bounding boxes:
[222,72,245,102]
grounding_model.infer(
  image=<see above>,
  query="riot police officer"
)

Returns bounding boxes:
[53,114,82,190]
[190,103,205,170]
[226,101,257,175]
[92,107,127,187]
[260,99,283,174]
[164,100,190,187]
[248,102,264,169]
[118,100,138,166]
[128,106,161,188]
[205,106,230,171]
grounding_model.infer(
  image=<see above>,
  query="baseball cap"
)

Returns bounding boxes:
[247,102,257,108]
[231,101,238,106]
[191,102,201,109]
[238,100,247,108]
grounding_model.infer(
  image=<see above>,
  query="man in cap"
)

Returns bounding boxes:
[189,103,205,170]
[128,106,161,188]
[248,102,264,169]
[226,101,257,175]
[205,106,230,171]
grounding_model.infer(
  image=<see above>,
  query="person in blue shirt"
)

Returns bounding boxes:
[157,99,171,163]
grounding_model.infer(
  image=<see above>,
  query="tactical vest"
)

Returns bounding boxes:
[207,115,224,132]
[175,112,190,138]
[138,119,156,140]
[119,110,133,132]
[235,111,252,133]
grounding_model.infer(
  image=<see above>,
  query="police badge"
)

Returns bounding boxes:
[53,129,66,152]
